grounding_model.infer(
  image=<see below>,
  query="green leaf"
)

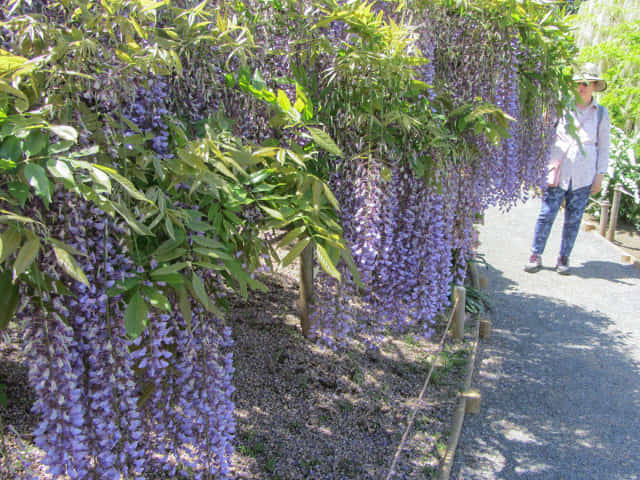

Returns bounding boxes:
[191,273,224,316]
[246,168,273,185]
[190,236,225,250]
[53,247,89,286]
[276,88,292,112]
[0,212,38,225]
[89,166,112,193]
[251,68,267,90]
[141,286,172,311]
[316,243,341,280]
[24,163,52,203]
[0,51,28,73]
[280,237,311,267]
[24,130,47,157]
[175,285,192,331]
[48,238,87,257]
[150,262,189,277]
[0,269,19,330]
[47,158,74,185]
[0,158,16,170]
[93,165,150,203]
[342,248,364,289]
[48,125,78,142]
[124,291,148,339]
[112,202,153,236]
[7,181,30,207]
[0,81,29,111]
[259,205,286,221]
[150,272,185,285]
[48,140,74,154]
[0,228,22,263]
[107,277,141,297]
[154,247,187,263]
[12,236,40,281]
[323,183,340,211]
[307,127,343,157]
[277,226,307,249]
[0,136,21,163]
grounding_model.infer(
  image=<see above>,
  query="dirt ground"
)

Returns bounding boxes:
[0,261,476,480]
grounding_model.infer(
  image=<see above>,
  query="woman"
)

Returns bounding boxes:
[524,63,610,275]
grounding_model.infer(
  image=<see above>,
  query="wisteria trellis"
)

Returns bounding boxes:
[0,0,573,478]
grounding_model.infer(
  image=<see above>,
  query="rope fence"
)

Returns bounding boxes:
[588,183,638,242]
[384,292,464,480]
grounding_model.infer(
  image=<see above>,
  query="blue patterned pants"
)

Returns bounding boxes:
[531,184,592,258]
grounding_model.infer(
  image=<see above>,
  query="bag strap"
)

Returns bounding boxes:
[596,104,604,147]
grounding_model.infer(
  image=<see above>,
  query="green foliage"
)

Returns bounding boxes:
[0,0,349,337]
[589,126,640,228]
[571,0,640,135]
[571,0,640,226]
[0,0,577,336]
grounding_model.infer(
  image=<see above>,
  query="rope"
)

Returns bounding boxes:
[384,294,462,480]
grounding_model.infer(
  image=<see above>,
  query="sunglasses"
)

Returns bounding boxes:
[577,81,594,87]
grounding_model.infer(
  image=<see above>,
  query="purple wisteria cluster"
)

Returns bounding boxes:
[311,156,457,346]
[18,189,235,479]
[125,77,171,156]
[310,5,557,344]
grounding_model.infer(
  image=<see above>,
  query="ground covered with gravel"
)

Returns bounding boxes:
[1,263,475,480]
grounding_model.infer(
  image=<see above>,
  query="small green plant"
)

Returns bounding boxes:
[264,457,277,473]
[403,332,419,346]
[237,431,267,458]
[421,464,437,477]
[431,348,468,385]
[465,286,492,314]
[434,438,447,459]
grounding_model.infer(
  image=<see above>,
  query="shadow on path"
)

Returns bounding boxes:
[453,264,640,480]
[568,260,640,285]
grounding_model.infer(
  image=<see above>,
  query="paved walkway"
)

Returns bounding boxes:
[451,198,640,480]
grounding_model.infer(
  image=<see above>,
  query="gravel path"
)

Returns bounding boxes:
[451,198,640,480]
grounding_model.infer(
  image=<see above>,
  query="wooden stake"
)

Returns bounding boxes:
[599,199,610,237]
[607,184,623,242]
[479,318,491,338]
[468,262,480,289]
[463,389,481,414]
[299,243,314,337]
[479,274,488,290]
[452,286,466,340]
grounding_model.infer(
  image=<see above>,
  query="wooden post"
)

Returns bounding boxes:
[463,389,482,414]
[451,286,466,340]
[607,183,623,242]
[299,244,314,337]
[599,199,610,237]
[468,262,480,289]
[478,274,488,290]
[479,318,491,338]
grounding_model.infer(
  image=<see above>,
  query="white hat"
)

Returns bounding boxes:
[573,63,607,92]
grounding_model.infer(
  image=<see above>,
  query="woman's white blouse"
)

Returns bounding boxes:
[551,99,610,191]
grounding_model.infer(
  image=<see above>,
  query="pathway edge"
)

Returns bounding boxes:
[437,314,480,480]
